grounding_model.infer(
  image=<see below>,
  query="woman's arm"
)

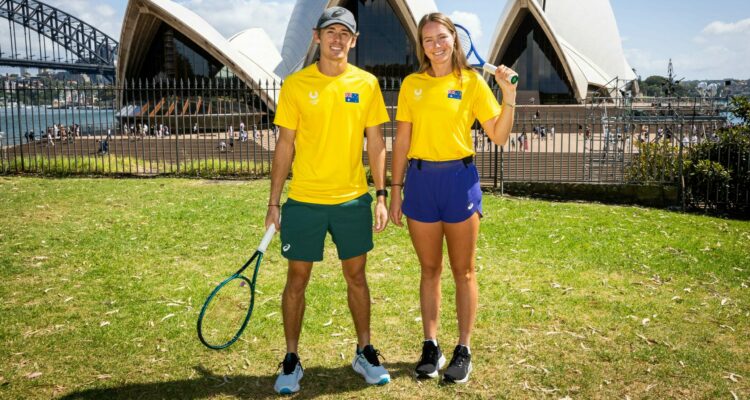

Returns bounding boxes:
[481,65,518,146]
[388,121,412,227]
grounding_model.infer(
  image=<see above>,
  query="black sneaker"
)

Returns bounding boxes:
[442,345,472,383]
[415,340,446,379]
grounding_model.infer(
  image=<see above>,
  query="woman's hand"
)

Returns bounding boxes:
[494,65,518,104]
[389,191,404,227]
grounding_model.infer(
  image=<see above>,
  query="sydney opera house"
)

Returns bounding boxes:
[117,0,637,115]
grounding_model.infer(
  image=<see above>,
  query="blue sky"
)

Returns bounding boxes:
[9,0,750,80]
[437,0,750,80]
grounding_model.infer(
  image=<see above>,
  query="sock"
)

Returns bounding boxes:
[458,344,471,354]
[424,339,438,347]
[357,344,371,354]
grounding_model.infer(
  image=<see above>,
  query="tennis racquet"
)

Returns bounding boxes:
[197,225,276,350]
[454,24,519,84]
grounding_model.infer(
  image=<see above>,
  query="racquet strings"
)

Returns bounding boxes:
[456,28,474,61]
[200,276,253,347]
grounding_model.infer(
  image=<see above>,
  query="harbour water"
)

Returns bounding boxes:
[0,106,116,146]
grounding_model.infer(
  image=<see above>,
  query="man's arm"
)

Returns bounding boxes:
[265,127,296,230]
[365,124,388,232]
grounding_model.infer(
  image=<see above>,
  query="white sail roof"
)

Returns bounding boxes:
[118,0,280,109]
[488,0,636,100]
[276,0,438,79]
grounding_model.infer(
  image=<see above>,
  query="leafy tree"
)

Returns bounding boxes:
[730,95,750,124]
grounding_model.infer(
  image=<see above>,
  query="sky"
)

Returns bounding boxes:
[6,0,750,80]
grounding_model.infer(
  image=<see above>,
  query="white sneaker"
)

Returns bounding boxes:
[274,353,303,394]
[352,345,390,385]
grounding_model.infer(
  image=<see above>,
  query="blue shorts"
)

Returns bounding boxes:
[402,157,482,223]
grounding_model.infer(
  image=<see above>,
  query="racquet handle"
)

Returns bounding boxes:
[483,63,519,84]
[258,224,276,253]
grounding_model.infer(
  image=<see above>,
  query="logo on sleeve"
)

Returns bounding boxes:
[345,92,360,103]
[414,88,423,101]
[447,90,462,100]
[309,91,319,105]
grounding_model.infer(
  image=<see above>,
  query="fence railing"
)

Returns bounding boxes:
[1,79,746,213]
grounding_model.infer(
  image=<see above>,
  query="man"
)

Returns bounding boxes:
[265,6,390,395]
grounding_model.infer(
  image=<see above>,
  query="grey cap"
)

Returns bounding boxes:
[316,7,357,33]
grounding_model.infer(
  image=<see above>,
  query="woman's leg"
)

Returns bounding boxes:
[407,218,445,340]
[443,213,480,347]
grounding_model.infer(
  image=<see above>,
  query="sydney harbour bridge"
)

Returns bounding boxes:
[0,0,117,77]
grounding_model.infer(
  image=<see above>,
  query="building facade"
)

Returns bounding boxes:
[488,0,637,104]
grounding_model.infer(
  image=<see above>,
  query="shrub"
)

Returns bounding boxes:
[683,96,750,215]
[683,159,732,211]
[625,140,679,183]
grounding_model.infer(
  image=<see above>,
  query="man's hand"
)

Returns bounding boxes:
[265,205,281,232]
[373,200,388,233]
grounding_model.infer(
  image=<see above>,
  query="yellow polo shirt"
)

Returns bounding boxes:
[396,69,501,161]
[275,64,389,204]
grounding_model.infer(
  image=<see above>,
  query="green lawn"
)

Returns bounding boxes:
[1,177,749,399]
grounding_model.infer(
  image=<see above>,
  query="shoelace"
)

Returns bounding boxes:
[363,347,385,366]
[449,348,468,368]
[419,345,438,364]
[277,356,299,375]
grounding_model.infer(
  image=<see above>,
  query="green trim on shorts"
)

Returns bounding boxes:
[280,193,373,262]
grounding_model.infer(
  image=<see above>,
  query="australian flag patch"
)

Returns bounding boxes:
[447,90,463,100]
[345,92,360,103]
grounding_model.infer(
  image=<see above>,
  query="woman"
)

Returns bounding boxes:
[389,13,517,384]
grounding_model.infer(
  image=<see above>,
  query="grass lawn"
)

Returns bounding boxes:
[1,177,749,399]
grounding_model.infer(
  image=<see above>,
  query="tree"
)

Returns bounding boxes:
[730,95,750,124]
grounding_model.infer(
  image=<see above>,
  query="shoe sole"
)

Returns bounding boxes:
[415,354,446,379]
[443,362,472,384]
[274,369,303,394]
[352,360,390,385]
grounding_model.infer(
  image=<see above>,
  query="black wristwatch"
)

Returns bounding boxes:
[375,189,388,198]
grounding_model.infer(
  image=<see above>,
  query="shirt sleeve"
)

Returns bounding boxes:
[473,75,502,124]
[395,77,412,122]
[366,82,390,127]
[273,81,299,130]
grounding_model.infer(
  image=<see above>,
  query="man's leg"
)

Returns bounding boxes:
[282,260,313,353]
[275,259,312,395]
[343,252,391,385]
[341,254,369,348]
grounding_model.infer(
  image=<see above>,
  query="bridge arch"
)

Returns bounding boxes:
[0,0,118,76]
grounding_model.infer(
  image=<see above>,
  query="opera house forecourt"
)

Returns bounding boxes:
[117,0,636,108]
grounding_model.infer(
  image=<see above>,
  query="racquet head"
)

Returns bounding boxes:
[197,254,259,350]
[454,24,484,67]
[454,24,518,84]
[196,225,276,350]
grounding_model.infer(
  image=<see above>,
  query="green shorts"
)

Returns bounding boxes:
[280,193,373,262]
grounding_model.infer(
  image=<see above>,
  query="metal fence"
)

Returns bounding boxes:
[1,79,747,214]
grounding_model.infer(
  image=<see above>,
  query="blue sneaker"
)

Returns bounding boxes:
[352,344,390,385]
[274,353,303,394]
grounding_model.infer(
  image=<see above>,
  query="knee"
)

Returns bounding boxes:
[343,269,367,289]
[420,263,443,281]
[451,265,476,284]
[285,274,310,295]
